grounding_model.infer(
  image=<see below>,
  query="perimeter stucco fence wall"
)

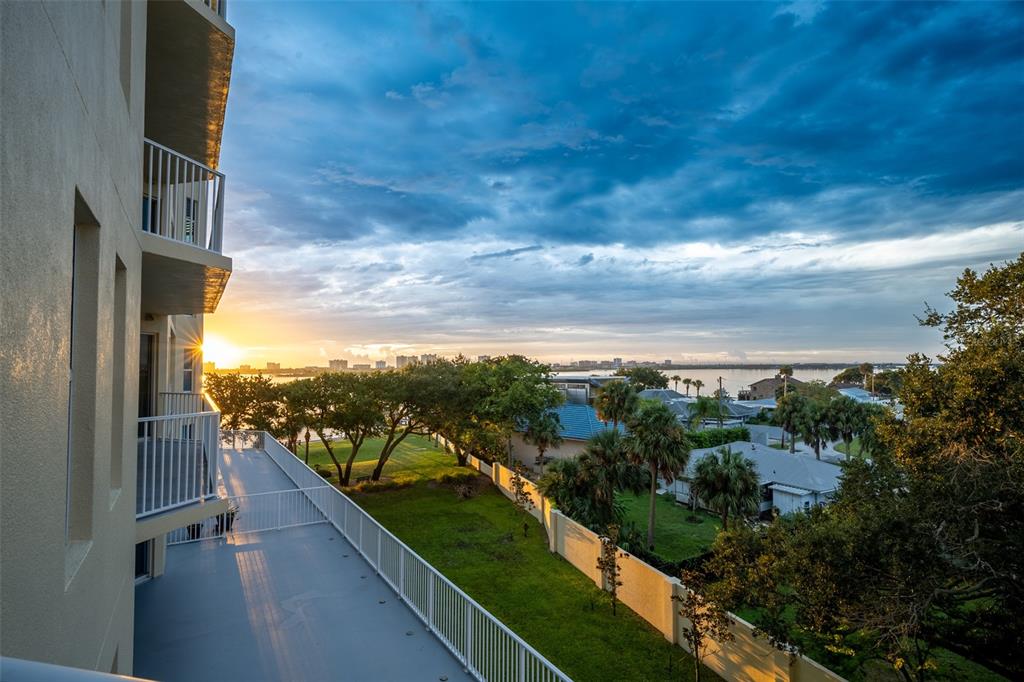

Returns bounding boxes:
[441,438,843,682]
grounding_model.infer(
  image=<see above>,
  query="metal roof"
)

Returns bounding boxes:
[684,441,841,493]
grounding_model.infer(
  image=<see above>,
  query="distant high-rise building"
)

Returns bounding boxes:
[664,359,672,366]
[419,354,437,364]
[396,355,417,368]
[612,357,622,368]
[329,358,348,371]
[203,361,217,372]
[375,360,388,369]
[477,355,490,362]
[239,364,252,372]
[266,362,281,371]
[352,363,371,370]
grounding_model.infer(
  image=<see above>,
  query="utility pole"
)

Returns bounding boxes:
[717,376,724,430]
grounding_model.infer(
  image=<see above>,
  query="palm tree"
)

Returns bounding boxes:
[688,396,724,430]
[691,447,760,530]
[826,396,862,459]
[692,379,704,397]
[523,413,563,474]
[595,381,639,430]
[859,362,874,395]
[579,430,645,526]
[775,393,806,453]
[800,400,830,460]
[626,400,690,549]
[671,375,681,392]
[778,365,794,398]
[682,378,692,396]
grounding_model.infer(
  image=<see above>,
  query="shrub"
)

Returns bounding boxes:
[353,479,406,493]
[686,426,750,449]
[435,470,478,485]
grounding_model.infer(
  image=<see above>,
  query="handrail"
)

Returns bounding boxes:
[229,430,572,682]
[142,139,225,253]
[139,410,217,422]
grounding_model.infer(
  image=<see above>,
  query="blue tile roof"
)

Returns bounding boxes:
[521,404,623,441]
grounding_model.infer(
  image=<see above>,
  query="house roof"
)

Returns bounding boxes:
[637,390,763,419]
[519,403,623,441]
[684,441,841,494]
[749,376,805,388]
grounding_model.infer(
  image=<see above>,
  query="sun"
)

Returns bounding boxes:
[201,333,244,369]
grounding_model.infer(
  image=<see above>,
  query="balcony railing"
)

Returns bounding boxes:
[159,391,205,415]
[203,0,227,19]
[142,139,224,253]
[137,396,221,518]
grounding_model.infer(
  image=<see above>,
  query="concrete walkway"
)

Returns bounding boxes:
[134,448,465,682]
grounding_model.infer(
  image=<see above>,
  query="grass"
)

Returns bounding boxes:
[834,437,863,457]
[299,434,465,486]
[618,492,722,563]
[355,478,720,681]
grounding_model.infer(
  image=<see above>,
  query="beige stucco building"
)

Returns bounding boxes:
[1,0,234,674]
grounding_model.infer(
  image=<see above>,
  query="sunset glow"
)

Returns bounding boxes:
[202,333,244,369]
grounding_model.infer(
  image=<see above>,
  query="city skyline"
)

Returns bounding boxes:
[206,1,1022,368]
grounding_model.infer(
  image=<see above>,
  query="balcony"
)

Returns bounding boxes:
[136,393,222,521]
[139,139,231,315]
[134,432,571,682]
[145,0,234,170]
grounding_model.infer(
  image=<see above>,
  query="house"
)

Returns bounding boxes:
[550,373,625,404]
[637,389,762,426]
[664,441,842,516]
[740,375,806,400]
[2,3,559,680]
[511,403,623,470]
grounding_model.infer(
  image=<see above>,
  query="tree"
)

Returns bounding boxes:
[204,373,250,433]
[825,396,864,459]
[368,366,434,481]
[674,569,734,682]
[274,379,314,455]
[683,377,692,396]
[331,373,384,486]
[477,355,564,466]
[798,399,830,460]
[859,362,874,395]
[774,393,806,454]
[691,447,759,530]
[596,524,624,615]
[778,365,794,398]
[614,366,669,390]
[671,375,681,392]
[709,257,1024,680]
[522,412,563,474]
[594,380,639,430]
[537,430,645,530]
[626,400,690,548]
[692,379,704,397]
[510,461,534,538]
[688,395,725,430]
[306,373,349,483]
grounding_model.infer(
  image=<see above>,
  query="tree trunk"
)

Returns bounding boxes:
[317,431,344,485]
[341,440,362,486]
[722,507,729,532]
[373,429,413,480]
[455,445,468,467]
[647,464,657,549]
[789,429,796,454]
[304,432,310,465]
[694,654,702,682]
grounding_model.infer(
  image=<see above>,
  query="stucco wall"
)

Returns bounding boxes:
[510,432,588,474]
[0,1,148,673]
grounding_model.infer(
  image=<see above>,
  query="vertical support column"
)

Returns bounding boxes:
[427,573,435,631]
[464,600,473,673]
[517,642,526,682]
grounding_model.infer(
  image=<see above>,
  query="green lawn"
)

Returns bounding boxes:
[299,434,465,486]
[834,437,863,457]
[356,480,720,681]
[618,492,722,562]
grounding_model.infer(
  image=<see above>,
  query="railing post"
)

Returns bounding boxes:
[359,510,363,553]
[464,600,473,673]
[518,642,526,682]
[399,549,405,598]
[376,526,382,573]
[276,491,283,530]
[427,573,435,632]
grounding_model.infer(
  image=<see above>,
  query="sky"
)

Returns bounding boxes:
[205,0,1024,369]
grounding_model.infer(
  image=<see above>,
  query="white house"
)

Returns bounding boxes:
[664,441,843,516]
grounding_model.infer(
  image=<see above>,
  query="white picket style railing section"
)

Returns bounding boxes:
[137,409,220,517]
[168,486,332,545]
[142,139,225,253]
[159,391,205,416]
[223,430,571,682]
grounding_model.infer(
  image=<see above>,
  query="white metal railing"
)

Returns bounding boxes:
[159,391,204,415]
[203,0,226,19]
[225,430,571,682]
[168,486,331,544]
[137,410,220,517]
[142,139,225,253]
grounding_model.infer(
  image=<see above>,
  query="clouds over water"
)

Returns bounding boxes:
[214,1,1023,363]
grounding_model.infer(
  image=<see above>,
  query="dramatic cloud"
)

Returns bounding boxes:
[211,1,1024,366]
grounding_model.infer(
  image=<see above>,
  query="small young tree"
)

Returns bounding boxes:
[596,524,624,615]
[674,569,734,682]
[510,461,534,537]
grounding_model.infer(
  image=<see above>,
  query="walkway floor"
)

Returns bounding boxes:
[134,448,466,682]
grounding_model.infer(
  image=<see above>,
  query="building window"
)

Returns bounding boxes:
[183,349,195,393]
